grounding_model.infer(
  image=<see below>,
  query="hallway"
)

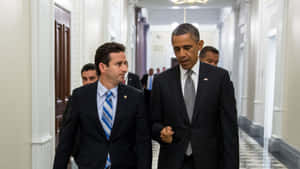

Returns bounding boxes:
[152,130,288,169]
[239,131,287,169]
[1,0,300,169]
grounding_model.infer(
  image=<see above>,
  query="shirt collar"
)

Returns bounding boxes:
[179,58,200,77]
[97,80,118,97]
[124,72,128,80]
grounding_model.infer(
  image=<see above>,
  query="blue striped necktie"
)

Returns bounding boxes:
[101,91,113,169]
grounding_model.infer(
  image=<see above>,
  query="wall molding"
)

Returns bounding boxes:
[254,100,263,104]
[31,0,55,168]
[32,135,53,145]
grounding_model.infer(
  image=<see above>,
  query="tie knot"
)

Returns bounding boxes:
[186,69,193,77]
[106,91,113,99]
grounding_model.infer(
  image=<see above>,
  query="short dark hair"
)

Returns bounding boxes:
[199,46,219,58]
[94,42,125,75]
[171,23,200,43]
[81,63,96,74]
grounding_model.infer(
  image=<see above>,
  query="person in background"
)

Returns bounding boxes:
[199,46,219,66]
[123,71,142,90]
[141,68,154,90]
[60,63,98,169]
[156,68,161,74]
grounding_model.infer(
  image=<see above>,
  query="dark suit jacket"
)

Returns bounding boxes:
[53,82,151,169]
[141,74,149,88]
[151,62,239,169]
[127,72,142,90]
[60,96,80,160]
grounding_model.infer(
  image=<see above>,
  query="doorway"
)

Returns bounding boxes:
[54,4,71,144]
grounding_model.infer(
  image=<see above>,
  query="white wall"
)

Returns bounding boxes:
[0,0,32,168]
[219,8,235,73]
[282,0,300,150]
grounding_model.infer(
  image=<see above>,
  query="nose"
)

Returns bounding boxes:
[121,63,128,72]
[177,48,186,58]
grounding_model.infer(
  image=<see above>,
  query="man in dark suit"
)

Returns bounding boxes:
[141,68,154,90]
[53,42,151,169]
[60,63,98,168]
[151,23,239,169]
[124,72,142,90]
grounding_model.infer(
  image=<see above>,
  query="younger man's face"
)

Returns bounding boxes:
[81,70,98,85]
[200,51,219,66]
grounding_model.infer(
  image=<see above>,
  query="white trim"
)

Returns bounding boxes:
[273,106,284,113]
[254,100,264,104]
[31,0,55,168]
[267,28,277,38]
[32,135,53,144]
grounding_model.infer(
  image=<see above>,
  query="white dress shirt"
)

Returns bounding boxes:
[179,59,200,95]
[97,80,118,126]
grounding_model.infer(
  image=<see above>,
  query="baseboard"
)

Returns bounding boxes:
[239,116,300,169]
[238,116,264,146]
[269,136,300,169]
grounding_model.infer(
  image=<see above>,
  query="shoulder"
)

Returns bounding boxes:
[119,83,143,96]
[128,72,140,79]
[201,62,230,76]
[155,66,178,81]
[72,81,97,97]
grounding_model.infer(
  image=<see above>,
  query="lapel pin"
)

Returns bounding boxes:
[124,95,127,99]
[203,78,208,81]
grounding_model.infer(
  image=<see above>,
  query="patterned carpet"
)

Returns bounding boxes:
[151,130,288,169]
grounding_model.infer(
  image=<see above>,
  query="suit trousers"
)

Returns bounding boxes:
[181,154,195,169]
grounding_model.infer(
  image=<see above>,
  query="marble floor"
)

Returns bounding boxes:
[151,130,288,169]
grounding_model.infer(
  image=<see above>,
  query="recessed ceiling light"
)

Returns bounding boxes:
[170,0,208,5]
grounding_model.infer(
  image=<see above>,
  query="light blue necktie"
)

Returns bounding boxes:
[101,91,113,169]
[149,76,152,90]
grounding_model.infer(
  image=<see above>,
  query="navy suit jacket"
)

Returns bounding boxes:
[127,72,142,90]
[151,62,239,169]
[53,82,151,169]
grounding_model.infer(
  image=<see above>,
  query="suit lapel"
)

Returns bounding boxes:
[127,73,133,86]
[172,66,190,124]
[191,62,210,123]
[90,82,107,138]
[110,84,126,139]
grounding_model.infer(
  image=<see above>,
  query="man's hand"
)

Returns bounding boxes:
[160,126,174,143]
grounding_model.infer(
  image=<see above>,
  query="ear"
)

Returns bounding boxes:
[99,63,107,74]
[199,40,204,50]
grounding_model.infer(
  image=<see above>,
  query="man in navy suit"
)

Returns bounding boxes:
[53,42,151,169]
[151,23,239,169]
[124,72,142,90]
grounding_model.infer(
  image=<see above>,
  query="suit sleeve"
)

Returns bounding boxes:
[220,71,239,169]
[53,90,80,169]
[136,92,152,169]
[135,76,143,90]
[141,75,147,87]
[61,96,72,129]
[150,76,165,143]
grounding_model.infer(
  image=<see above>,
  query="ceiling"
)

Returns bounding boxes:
[136,0,236,25]
[137,0,235,9]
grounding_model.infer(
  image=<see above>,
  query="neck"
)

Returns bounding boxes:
[99,77,118,90]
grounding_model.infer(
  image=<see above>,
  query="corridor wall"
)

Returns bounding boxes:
[0,0,32,169]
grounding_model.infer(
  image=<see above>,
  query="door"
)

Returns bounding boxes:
[54,4,71,144]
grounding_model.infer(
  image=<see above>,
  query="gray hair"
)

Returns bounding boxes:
[171,23,200,43]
